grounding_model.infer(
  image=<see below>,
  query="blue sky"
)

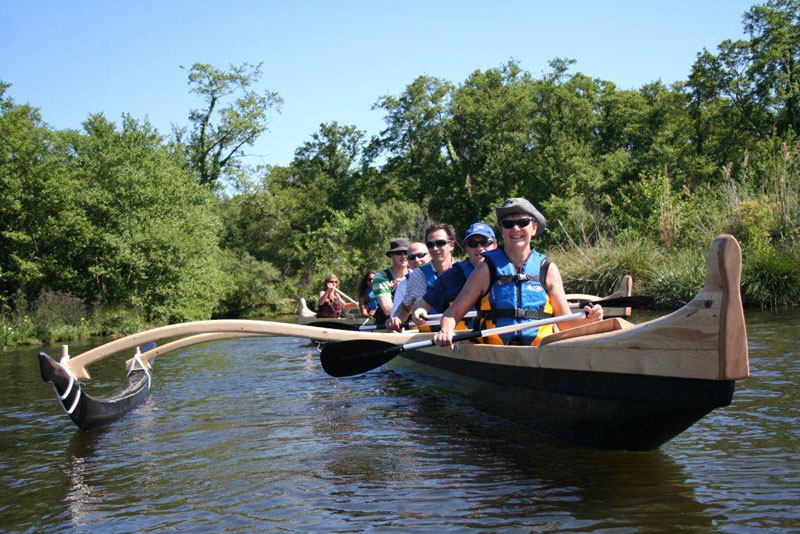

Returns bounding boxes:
[2,1,754,167]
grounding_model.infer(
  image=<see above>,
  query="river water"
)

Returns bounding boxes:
[1,309,798,533]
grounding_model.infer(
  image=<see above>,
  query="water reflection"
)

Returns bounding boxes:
[314,369,713,531]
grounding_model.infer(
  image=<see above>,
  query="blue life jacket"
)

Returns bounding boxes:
[366,289,377,311]
[419,263,442,313]
[455,259,474,281]
[476,248,552,345]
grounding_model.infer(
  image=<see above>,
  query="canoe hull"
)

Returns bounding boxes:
[39,352,150,431]
[401,347,733,450]
[297,297,373,327]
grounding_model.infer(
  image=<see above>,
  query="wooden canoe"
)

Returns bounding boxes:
[378,234,748,449]
[38,235,745,449]
[297,297,375,327]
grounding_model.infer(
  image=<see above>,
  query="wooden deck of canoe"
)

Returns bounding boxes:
[38,235,748,450]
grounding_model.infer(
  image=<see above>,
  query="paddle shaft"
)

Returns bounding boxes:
[321,310,589,376]
[334,287,358,304]
[568,295,652,309]
[401,311,586,351]
[339,310,587,362]
[357,310,478,331]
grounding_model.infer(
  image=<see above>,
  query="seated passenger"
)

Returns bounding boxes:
[372,238,410,324]
[412,222,498,328]
[357,270,378,317]
[387,224,456,331]
[317,274,356,318]
[433,198,603,348]
[390,242,430,317]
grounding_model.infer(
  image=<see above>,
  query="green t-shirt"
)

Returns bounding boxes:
[372,269,395,299]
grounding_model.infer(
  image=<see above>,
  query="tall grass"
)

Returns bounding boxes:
[553,233,660,297]
[742,244,800,308]
[1,290,153,350]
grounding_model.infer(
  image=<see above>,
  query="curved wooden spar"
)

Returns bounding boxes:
[65,320,421,380]
[334,287,359,304]
[124,332,268,370]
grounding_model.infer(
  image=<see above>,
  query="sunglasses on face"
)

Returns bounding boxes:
[500,218,533,229]
[466,239,493,248]
[425,239,452,249]
[408,252,428,261]
[326,280,339,285]
[390,250,408,256]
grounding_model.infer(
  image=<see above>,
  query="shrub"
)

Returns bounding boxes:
[742,244,800,308]
[648,249,706,308]
[31,290,86,344]
[553,231,661,297]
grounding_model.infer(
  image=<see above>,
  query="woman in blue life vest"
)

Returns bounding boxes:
[357,270,378,317]
[433,198,604,348]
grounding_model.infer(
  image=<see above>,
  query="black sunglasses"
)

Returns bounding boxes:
[389,250,408,256]
[408,252,428,260]
[425,239,452,249]
[500,218,533,229]
[466,239,493,248]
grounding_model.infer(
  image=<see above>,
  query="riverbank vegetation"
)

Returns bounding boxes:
[2,1,799,348]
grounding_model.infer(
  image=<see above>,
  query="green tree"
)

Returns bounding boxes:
[291,121,367,211]
[371,75,454,205]
[64,114,227,321]
[179,62,282,188]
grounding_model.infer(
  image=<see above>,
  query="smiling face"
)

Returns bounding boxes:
[389,249,408,269]
[465,235,497,266]
[500,213,537,252]
[425,229,455,265]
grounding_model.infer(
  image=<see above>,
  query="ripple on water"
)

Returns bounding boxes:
[2,310,799,532]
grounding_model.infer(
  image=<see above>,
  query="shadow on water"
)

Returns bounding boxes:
[313,367,715,532]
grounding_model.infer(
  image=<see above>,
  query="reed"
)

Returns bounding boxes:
[741,244,800,308]
[554,233,660,297]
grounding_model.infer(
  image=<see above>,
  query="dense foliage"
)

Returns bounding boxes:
[2,1,799,346]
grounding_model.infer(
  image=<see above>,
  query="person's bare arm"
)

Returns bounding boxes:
[434,263,490,349]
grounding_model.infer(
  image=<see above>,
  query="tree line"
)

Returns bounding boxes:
[2,0,799,345]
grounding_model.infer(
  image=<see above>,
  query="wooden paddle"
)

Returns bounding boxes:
[320,310,586,377]
[309,296,648,330]
[334,287,359,304]
[568,295,653,309]
[309,311,480,331]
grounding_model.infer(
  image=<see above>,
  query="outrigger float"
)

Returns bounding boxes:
[39,235,748,450]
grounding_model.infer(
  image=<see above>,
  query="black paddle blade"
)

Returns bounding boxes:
[320,339,404,377]
[306,321,358,330]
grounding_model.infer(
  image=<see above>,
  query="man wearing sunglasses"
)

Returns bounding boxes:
[387,223,457,330]
[390,242,430,318]
[411,222,498,328]
[372,238,410,324]
[434,198,604,348]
